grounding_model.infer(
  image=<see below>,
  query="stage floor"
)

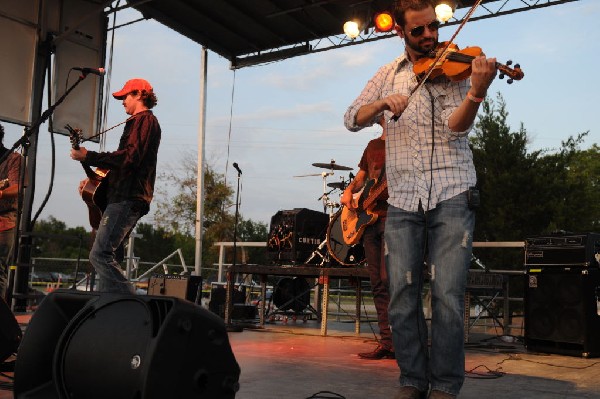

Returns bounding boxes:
[2,314,600,398]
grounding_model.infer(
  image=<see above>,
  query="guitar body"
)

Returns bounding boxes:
[340,177,386,246]
[66,124,110,230]
[341,206,378,246]
[81,168,109,230]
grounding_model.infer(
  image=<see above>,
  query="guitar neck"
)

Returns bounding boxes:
[362,179,387,210]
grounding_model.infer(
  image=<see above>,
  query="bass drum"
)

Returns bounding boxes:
[326,209,365,266]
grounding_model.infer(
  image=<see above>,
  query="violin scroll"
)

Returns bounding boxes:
[498,60,524,84]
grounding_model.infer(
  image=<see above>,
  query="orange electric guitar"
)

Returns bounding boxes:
[340,176,388,246]
[66,124,109,230]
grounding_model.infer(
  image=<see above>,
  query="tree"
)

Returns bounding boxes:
[152,153,268,272]
[470,94,596,270]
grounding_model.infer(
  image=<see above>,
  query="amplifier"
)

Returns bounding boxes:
[525,233,600,268]
[147,274,203,303]
[266,208,329,264]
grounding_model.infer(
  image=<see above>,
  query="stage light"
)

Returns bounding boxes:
[435,0,456,23]
[374,11,394,32]
[343,20,360,39]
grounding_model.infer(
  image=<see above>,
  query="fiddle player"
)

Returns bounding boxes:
[344,1,497,398]
[70,78,161,294]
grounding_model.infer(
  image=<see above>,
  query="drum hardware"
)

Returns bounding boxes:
[311,159,353,171]
[292,161,364,267]
[327,181,347,190]
[326,207,365,266]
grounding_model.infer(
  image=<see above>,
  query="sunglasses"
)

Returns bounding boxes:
[409,20,440,37]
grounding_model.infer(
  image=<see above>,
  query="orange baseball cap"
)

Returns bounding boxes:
[112,78,153,99]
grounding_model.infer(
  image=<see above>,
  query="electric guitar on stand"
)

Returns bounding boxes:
[340,176,388,246]
[66,124,109,230]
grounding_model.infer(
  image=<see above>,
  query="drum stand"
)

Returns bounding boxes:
[305,172,340,267]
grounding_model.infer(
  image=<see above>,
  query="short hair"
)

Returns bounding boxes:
[132,89,158,109]
[393,0,435,28]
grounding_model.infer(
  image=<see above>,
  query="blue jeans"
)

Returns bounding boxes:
[89,200,143,294]
[385,192,474,395]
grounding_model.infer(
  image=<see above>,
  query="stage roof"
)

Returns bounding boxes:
[125,0,577,68]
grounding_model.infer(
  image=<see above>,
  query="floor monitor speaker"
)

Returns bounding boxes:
[14,290,240,398]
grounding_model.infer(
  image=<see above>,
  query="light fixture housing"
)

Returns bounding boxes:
[343,20,360,39]
[374,11,394,32]
[435,0,456,23]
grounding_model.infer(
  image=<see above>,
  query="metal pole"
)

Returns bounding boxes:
[194,47,208,277]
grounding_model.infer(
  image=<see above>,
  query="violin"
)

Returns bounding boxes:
[413,41,524,84]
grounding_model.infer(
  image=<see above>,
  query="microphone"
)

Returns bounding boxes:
[233,162,242,175]
[73,67,105,76]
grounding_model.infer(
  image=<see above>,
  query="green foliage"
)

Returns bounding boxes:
[470,93,597,270]
[32,216,91,259]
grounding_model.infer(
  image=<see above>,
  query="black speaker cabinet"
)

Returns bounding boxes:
[525,233,600,267]
[14,290,240,398]
[147,274,202,303]
[525,268,600,357]
[266,208,329,264]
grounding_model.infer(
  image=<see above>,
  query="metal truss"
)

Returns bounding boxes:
[233,0,581,68]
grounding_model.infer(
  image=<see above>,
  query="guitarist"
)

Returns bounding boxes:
[0,123,23,300]
[340,116,392,360]
[70,78,161,294]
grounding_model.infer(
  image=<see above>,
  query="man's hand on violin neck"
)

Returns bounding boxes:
[470,55,497,96]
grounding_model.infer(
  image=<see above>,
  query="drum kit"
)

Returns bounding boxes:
[294,159,365,267]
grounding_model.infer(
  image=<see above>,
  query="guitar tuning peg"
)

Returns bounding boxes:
[506,60,513,66]
[507,79,514,84]
[499,73,505,80]
[514,63,521,69]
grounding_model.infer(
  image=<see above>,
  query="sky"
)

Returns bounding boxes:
[2,0,599,233]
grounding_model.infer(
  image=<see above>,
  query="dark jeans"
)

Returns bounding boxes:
[362,216,392,349]
[89,200,144,294]
[0,228,15,299]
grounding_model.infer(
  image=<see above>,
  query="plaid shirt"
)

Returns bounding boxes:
[344,52,476,212]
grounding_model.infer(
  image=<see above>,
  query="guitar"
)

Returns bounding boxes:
[66,124,109,230]
[340,177,388,245]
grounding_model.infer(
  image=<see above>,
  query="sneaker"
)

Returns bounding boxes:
[357,345,395,359]
[394,386,427,399]
[428,390,456,399]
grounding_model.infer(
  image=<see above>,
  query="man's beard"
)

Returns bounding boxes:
[406,37,438,58]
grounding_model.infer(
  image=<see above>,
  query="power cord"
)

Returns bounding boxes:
[305,391,346,399]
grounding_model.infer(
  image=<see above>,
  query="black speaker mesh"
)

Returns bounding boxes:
[14,290,240,398]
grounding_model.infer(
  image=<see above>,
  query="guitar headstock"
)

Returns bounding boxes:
[65,124,83,150]
[497,60,524,84]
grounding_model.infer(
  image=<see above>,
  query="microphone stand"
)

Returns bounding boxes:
[226,166,243,332]
[2,73,90,306]
[232,168,241,268]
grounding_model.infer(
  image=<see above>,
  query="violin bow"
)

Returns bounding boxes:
[389,0,484,123]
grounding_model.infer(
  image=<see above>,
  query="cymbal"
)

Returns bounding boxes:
[312,161,353,171]
[327,182,347,190]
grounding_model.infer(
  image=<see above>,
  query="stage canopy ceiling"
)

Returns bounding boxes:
[124,0,578,69]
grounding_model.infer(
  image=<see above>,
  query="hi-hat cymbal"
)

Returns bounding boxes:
[327,182,347,190]
[312,161,353,171]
